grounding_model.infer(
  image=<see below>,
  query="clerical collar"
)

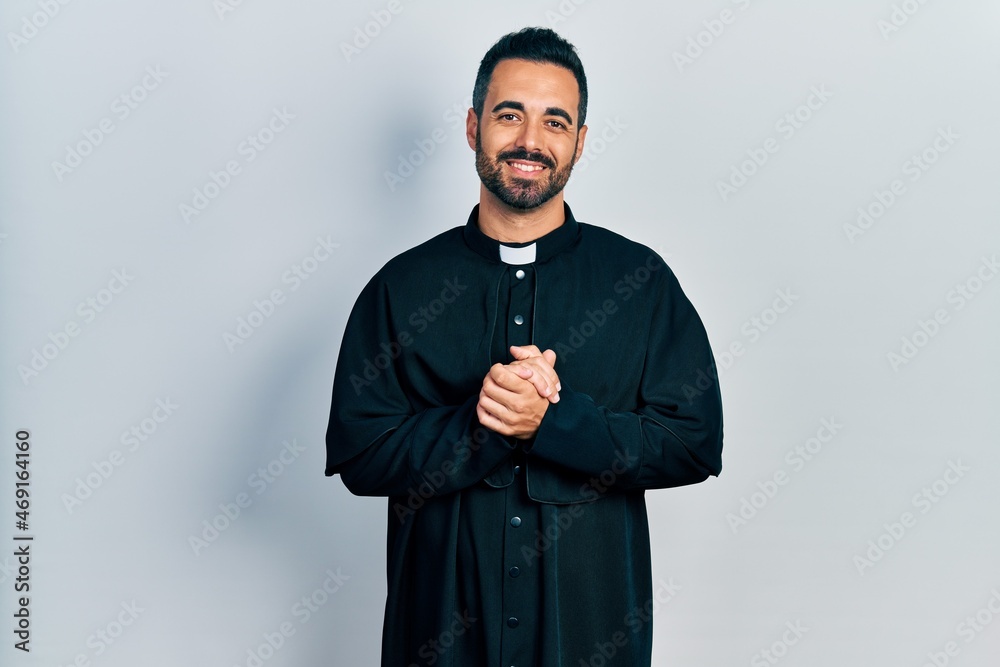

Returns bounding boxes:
[499,243,535,265]
[463,203,581,264]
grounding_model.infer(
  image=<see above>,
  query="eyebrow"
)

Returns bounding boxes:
[491,100,574,127]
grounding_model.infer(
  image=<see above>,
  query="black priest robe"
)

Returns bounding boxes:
[326,203,723,667]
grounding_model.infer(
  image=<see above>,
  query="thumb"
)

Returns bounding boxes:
[542,349,557,366]
[509,345,532,360]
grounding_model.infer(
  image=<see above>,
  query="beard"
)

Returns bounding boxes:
[475,129,577,210]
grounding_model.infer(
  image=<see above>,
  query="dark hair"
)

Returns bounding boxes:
[472,27,588,127]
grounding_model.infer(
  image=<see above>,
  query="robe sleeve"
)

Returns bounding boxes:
[325,275,516,497]
[527,265,723,491]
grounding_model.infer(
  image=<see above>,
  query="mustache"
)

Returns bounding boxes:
[496,149,555,170]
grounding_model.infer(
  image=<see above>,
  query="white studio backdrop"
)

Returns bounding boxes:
[2,1,999,666]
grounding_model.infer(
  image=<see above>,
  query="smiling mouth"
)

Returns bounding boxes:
[506,160,547,174]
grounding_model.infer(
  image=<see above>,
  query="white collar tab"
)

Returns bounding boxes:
[499,243,537,265]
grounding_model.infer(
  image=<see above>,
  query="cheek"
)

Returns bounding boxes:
[556,141,580,166]
[480,127,506,150]
[483,137,505,156]
[486,126,529,152]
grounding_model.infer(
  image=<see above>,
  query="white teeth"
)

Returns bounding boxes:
[510,162,543,172]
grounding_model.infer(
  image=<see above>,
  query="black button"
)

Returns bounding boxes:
[510,516,521,527]
[513,465,521,475]
[509,566,520,577]
[507,616,519,628]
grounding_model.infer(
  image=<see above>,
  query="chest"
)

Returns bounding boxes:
[391,263,652,410]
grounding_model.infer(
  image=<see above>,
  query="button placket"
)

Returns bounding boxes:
[499,262,538,665]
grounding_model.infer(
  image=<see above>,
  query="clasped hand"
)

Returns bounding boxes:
[476,345,560,440]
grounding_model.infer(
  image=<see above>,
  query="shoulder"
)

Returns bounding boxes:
[576,221,677,284]
[369,226,466,283]
[578,222,650,255]
[349,225,484,316]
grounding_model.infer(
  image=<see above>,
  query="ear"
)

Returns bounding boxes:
[465,108,479,151]
[573,124,588,164]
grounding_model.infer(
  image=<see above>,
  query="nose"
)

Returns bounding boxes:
[513,120,542,154]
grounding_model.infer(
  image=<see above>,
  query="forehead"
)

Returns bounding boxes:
[486,59,580,117]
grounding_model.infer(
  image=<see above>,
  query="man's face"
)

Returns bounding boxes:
[468,59,587,211]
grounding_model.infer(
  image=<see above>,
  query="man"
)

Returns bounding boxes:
[326,27,723,667]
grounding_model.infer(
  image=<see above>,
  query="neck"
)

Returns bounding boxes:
[476,187,566,243]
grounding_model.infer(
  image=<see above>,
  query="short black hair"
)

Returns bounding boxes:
[472,27,588,127]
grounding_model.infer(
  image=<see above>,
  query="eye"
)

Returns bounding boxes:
[499,113,519,122]
[546,120,567,130]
